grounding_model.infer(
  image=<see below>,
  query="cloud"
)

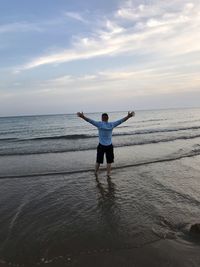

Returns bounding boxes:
[116,1,196,21]
[25,59,199,99]
[13,1,200,73]
[0,22,43,33]
[0,14,86,36]
[12,27,162,70]
[1,61,200,115]
[64,11,88,23]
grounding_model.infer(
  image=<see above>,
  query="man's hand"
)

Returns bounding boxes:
[122,111,135,122]
[127,111,135,118]
[77,112,85,119]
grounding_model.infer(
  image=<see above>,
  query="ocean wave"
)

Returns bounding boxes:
[132,125,200,135]
[0,133,200,156]
[0,134,97,142]
[2,125,200,142]
[0,137,18,141]
[177,119,200,124]
[30,134,95,141]
[138,118,167,123]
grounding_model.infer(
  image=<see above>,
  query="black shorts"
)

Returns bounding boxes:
[96,143,114,164]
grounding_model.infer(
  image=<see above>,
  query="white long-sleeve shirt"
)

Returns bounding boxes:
[87,118,124,146]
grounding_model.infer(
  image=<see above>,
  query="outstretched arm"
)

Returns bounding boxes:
[77,112,99,127]
[112,111,135,127]
[122,111,135,122]
[77,112,90,122]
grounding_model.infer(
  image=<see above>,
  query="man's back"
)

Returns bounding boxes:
[87,118,124,146]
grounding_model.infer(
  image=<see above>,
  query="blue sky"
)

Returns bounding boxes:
[0,0,200,116]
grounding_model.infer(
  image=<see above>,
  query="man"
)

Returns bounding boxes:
[77,111,135,176]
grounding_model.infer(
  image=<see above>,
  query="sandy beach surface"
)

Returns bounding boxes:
[0,157,200,267]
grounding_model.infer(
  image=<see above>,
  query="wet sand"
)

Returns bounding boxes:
[0,156,200,267]
[1,239,198,267]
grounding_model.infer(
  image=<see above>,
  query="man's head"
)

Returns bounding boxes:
[102,113,109,122]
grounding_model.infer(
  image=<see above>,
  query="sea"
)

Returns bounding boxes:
[0,108,200,267]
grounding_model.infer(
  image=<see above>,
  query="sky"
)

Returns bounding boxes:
[0,0,200,116]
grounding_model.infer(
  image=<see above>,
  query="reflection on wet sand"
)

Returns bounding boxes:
[95,175,121,239]
[95,175,115,200]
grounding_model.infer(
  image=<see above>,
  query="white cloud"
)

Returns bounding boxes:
[14,1,200,72]
[0,22,43,33]
[23,60,199,99]
[64,11,88,23]
[1,60,200,115]
[116,4,162,21]
[12,27,162,70]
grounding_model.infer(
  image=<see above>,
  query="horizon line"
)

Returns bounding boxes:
[0,106,200,119]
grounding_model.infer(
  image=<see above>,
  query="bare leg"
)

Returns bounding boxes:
[95,163,100,175]
[107,163,112,177]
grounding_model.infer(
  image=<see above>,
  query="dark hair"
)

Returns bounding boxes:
[102,113,108,117]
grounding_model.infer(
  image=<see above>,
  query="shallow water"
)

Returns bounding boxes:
[0,156,200,266]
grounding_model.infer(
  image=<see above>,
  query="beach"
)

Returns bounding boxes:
[0,109,200,266]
